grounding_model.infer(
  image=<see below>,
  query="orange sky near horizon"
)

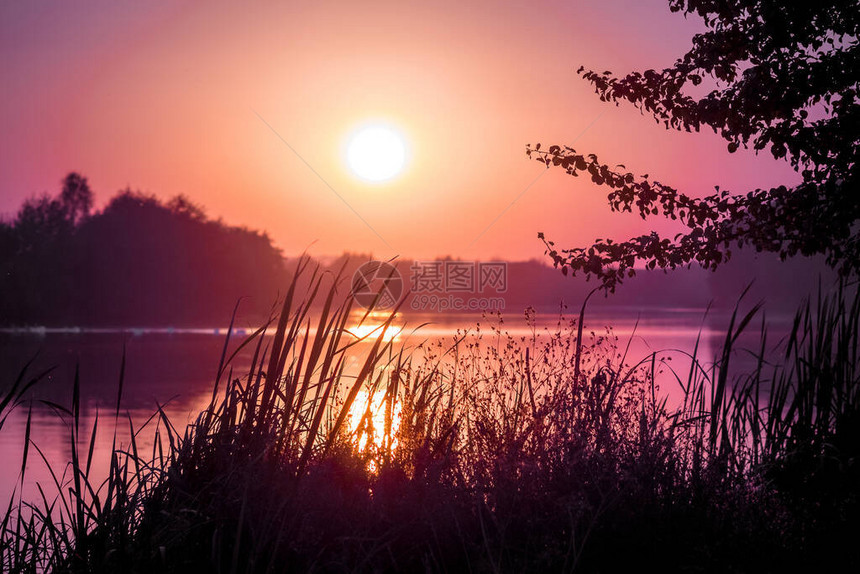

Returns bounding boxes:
[1,0,800,262]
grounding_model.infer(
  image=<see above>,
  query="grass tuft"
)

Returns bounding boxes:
[2,270,858,572]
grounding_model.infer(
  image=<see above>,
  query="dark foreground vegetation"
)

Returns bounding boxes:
[1,260,858,573]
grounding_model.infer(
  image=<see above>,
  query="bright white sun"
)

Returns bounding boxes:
[346,125,407,182]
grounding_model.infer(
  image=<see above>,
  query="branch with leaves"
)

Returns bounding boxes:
[532,0,859,291]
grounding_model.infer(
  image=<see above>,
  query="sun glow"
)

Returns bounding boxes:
[347,322,403,342]
[345,124,407,182]
[347,388,402,455]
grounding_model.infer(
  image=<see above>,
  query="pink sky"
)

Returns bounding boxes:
[1,0,799,261]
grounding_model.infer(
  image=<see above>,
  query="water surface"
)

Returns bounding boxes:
[0,306,788,504]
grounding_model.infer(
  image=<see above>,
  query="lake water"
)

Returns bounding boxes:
[0,306,792,506]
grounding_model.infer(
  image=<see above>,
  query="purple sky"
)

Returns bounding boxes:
[1,0,799,260]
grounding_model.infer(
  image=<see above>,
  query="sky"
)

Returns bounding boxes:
[0,0,799,262]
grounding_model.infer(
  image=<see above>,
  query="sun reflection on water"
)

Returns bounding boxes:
[346,323,403,342]
[346,387,402,457]
[345,310,404,342]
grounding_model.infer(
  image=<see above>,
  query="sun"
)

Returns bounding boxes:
[346,124,407,182]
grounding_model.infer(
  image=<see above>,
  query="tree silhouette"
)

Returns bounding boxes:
[14,194,71,251]
[529,0,859,290]
[9,173,93,254]
[59,172,93,226]
[0,174,287,325]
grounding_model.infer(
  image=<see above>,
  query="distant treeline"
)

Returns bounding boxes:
[0,173,287,326]
[312,252,833,317]
[0,173,834,326]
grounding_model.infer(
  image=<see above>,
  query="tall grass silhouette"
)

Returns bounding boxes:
[1,262,857,572]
